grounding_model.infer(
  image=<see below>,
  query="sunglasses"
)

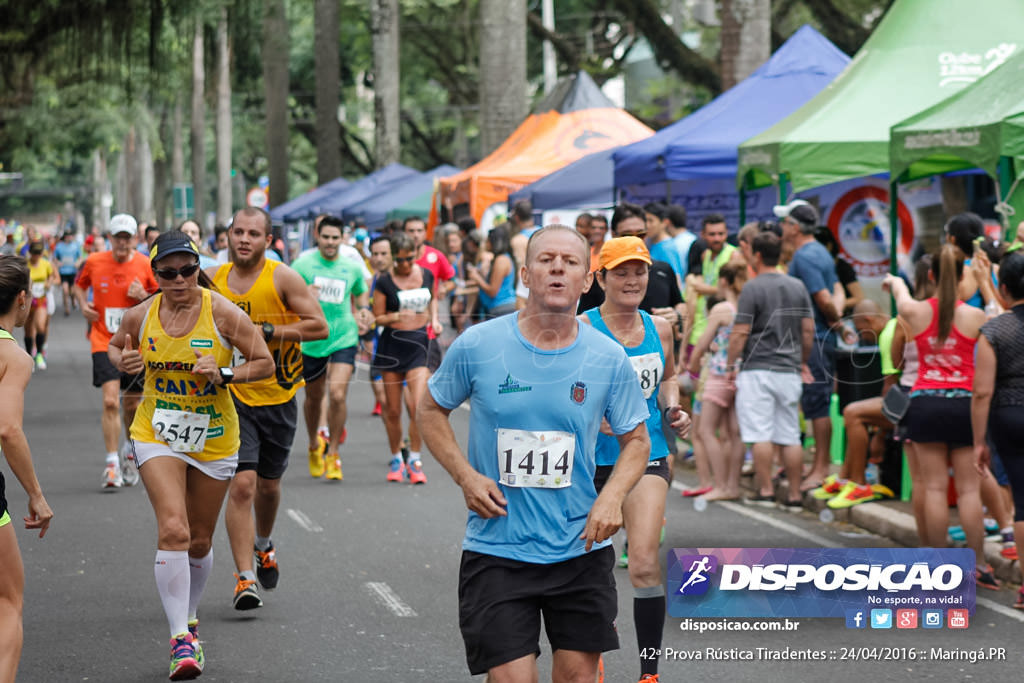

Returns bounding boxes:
[393,256,415,263]
[154,262,201,280]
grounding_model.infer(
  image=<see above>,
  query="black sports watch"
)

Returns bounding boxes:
[218,367,235,385]
[261,321,275,342]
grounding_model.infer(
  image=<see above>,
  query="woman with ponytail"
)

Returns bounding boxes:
[883,245,994,589]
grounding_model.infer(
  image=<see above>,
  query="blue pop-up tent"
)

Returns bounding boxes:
[270,176,350,222]
[613,25,849,193]
[507,148,620,211]
[343,164,462,228]
[285,163,419,220]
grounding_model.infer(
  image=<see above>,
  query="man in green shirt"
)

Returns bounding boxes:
[291,219,374,480]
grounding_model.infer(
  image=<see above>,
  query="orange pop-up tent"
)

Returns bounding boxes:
[437,71,653,226]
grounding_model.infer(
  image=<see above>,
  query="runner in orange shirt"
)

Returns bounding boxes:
[73,214,159,489]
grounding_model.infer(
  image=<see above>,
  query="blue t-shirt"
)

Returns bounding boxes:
[478,263,516,312]
[789,241,838,336]
[585,309,669,466]
[649,239,684,281]
[53,240,81,275]
[427,312,649,564]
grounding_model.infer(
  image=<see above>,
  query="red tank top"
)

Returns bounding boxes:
[912,298,976,391]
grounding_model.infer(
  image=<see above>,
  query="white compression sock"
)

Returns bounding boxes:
[187,550,213,623]
[155,549,190,637]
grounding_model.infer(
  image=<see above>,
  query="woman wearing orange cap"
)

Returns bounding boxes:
[580,236,690,683]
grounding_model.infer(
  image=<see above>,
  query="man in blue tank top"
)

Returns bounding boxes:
[419,225,650,682]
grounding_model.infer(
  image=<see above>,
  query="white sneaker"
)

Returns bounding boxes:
[103,463,123,489]
[34,354,46,371]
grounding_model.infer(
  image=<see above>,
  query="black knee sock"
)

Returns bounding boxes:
[24,333,34,356]
[635,594,665,676]
[35,333,45,354]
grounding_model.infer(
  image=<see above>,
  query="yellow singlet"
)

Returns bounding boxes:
[130,289,240,461]
[212,260,303,406]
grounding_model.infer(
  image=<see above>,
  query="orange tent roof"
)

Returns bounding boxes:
[438,72,653,225]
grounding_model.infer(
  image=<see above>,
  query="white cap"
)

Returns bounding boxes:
[109,213,138,236]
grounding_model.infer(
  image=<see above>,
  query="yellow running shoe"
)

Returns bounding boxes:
[827,481,877,509]
[811,474,845,500]
[325,455,343,481]
[308,436,326,478]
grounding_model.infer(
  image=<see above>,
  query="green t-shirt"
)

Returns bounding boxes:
[291,250,368,358]
[689,243,736,345]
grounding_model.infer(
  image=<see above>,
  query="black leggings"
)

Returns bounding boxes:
[988,405,1024,522]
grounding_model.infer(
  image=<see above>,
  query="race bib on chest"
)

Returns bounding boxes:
[105,307,127,333]
[31,283,46,299]
[497,429,575,488]
[314,276,347,305]
[630,352,663,400]
[151,408,211,453]
[397,288,430,314]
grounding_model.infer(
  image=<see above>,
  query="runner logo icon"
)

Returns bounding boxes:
[677,555,717,596]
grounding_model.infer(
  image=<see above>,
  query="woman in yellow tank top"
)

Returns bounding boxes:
[0,254,54,682]
[107,232,273,680]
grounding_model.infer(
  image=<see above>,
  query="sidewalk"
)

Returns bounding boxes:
[673,456,1022,585]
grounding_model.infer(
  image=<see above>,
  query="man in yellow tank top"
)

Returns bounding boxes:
[209,208,327,610]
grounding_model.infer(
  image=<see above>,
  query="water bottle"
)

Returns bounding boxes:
[865,463,879,486]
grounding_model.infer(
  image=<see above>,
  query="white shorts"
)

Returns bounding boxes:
[735,370,802,446]
[132,441,238,481]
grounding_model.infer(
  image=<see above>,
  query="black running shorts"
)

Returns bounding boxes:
[91,351,145,392]
[457,547,618,675]
[233,396,298,479]
[593,457,671,493]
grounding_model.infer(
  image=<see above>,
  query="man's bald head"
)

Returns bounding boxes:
[853,298,889,342]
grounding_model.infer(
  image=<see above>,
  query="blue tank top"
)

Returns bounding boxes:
[586,308,669,465]
[478,257,516,311]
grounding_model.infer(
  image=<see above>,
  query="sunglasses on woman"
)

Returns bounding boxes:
[154,262,201,280]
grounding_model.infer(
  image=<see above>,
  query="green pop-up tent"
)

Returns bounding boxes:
[737,0,1024,197]
[891,49,1024,239]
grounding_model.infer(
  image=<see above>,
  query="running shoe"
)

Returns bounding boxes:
[386,456,406,482]
[103,462,123,489]
[186,620,204,670]
[168,632,202,680]
[827,482,876,509]
[119,441,140,487]
[34,353,46,371]
[255,544,279,590]
[308,436,326,478]
[639,675,659,682]
[810,474,845,500]
[232,573,263,610]
[407,460,427,485]
[325,455,343,481]
[975,565,1000,591]
[618,544,629,569]
[745,493,776,507]
[1014,588,1024,610]
[372,401,382,416]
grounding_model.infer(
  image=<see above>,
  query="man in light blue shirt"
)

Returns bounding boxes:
[419,225,650,681]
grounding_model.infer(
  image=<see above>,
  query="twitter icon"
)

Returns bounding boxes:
[870,609,892,629]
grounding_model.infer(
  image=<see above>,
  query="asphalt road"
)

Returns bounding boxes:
[9,313,1023,682]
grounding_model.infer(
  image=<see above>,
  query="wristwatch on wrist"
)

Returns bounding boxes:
[218,367,235,385]
[261,321,275,342]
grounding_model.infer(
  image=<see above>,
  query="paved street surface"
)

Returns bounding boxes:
[12,314,1023,681]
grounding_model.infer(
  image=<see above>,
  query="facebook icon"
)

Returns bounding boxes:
[845,610,866,629]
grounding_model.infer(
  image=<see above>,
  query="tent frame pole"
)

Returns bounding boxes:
[779,173,789,204]
[998,156,1016,241]
[739,176,747,226]
[890,175,911,504]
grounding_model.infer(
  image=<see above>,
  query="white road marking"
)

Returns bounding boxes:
[671,481,1024,623]
[670,481,834,547]
[366,582,418,617]
[975,595,1024,623]
[287,508,323,533]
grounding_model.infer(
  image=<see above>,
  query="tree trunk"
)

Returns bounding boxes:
[263,0,290,208]
[215,5,233,224]
[171,100,185,187]
[720,0,771,91]
[191,17,207,223]
[370,0,400,168]
[479,0,527,156]
[154,107,170,228]
[314,0,342,182]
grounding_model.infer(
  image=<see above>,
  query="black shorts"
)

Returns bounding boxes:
[903,395,972,447]
[373,327,429,375]
[593,457,671,493]
[458,547,618,676]
[92,352,145,392]
[0,471,7,520]
[234,397,298,479]
[426,336,442,372]
[59,273,76,286]
[302,345,357,383]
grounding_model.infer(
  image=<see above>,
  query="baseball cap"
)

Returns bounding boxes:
[149,234,201,263]
[597,236,652,271]
[773,199,819,227]
[109,213,138,236]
